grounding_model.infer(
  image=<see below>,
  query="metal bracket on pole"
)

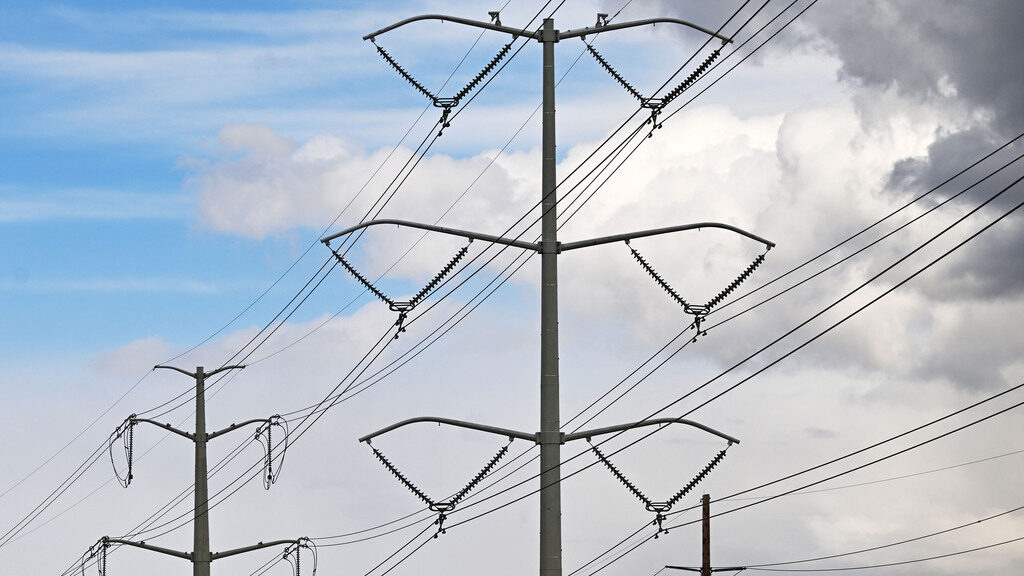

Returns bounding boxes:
[535,430,566,445]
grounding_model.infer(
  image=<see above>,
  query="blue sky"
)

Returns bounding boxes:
[1,1,418,357]
[2,1,1023,575]
[0,0,656,357]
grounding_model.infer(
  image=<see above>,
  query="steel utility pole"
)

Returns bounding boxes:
[539,18,561,576]
[79,364,311,576]
[328,12,757,576]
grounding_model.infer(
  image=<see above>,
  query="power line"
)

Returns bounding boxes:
[264,0,905,557]
[568,189,1024,572]
[585,381,1024,574]
[65,4,569,561]
[430,174,1023,538]
[725,446,1024,502]
[746,534,1024,572]
[744,502,1024,569]
[580,386,1024,575]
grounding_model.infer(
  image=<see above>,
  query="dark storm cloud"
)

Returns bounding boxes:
[917,213,1024,302]
[805,1,1024,300]
[808,0,1024,131]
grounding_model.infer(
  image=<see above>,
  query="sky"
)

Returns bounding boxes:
[1,1,1022,575]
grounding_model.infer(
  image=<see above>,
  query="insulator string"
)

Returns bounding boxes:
[583,42,644,102]
[589,440,651,507]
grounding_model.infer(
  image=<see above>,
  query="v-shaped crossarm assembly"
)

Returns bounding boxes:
[359,415,737,536]
[321,218,774,254]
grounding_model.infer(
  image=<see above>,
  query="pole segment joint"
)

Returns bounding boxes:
[535,430,566,445]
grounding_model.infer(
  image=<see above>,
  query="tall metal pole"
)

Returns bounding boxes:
[90,363,299,574]
[348,15,742,576]
[194,366,211,576]
[539,17,562,576]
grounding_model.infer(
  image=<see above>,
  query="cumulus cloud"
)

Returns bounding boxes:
[185,66,1020,390]
[91,336,172,377]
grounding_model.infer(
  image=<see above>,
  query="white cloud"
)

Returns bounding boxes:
[91,336,172,377]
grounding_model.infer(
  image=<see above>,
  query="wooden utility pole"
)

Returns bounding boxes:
[702,493,711,576]
[666,494,746,574]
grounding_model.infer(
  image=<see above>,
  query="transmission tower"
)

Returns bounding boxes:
[74,365,316,576]
[322,11,776,576]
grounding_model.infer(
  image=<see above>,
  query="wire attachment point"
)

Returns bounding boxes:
[255,415,289,489]
[433,512,448,538]
[110,416,137,488]
[283,538,317,576]
[591,439,730,531]
[368,438,512,534]
[330,239,470,338]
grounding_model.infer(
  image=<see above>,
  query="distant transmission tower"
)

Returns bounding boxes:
[73,365,316,576]
[322,11,774,576]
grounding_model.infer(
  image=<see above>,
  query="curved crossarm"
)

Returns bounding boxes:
[152,364,245,378]
[564,417,740,445]
[103,537,191,561]
[560,222,775,252]
[211,538,303,561]
[321,219,541,252]
[364,14,539,41]
[152,364,196,378]
[560,17,733,43]
[130,417,195,441]
[359,416,536,443]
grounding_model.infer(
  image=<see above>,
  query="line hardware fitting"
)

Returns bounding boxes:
[371,36,513,137]
[583,40,721,137]
[85,537,108,576]
[368,438,513,537]
[626,240,770,339]
[329,239,472,339]
[589,440,731,537]
[283,538,318,576]
[109,417,135,488]
[108,413,290,490]
[255,415,289,490]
